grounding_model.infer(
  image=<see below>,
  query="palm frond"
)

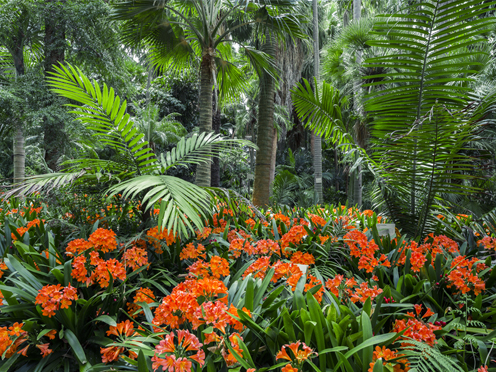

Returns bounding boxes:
[159,132,256,171]
[107,175,210,235]
[47,63,158,176]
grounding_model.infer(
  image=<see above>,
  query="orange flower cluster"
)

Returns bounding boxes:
[243,256,271,279]
[187,256,230,279]
[308,213,327,227]
[196,227,212,240]
[344,230,390,273]
[153,278,228,329]
[229,238,255,258]
[151,330,205,372]
[101,320,138,363]
[447,256,486,296]
[127,287,156,318]
[477,236,496,251]
[392,306,441,346]
[66,238,94,257]
[146,226,178,253]
[71,253,126,288]
[273,213,291,227]
[180,243,206,261]
[245,218,256,230]
[255,239,282,256]
[271,261,303,282]
[0,260,7,279]
[326,275,383,304]
[88,228,117,253]
[122,246,148,271]
[35,284,78,317]
[287,273,324,303]
[0,323,29,358]
[222,333,244,367]
[290,251,315,265]
[227,228,253,243]
[368,346,410,372]
[277,341,316,372]
[281,225,307,256]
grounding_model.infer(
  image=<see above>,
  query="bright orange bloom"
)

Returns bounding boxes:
[152,330,204,372]
[478,366,489,372]
[180,243,206,261]
[91,258,126,288]
[367,346,410,372]
[282,365,298,372]
[196,227,212,240]
[447,256,486,296]
[101,346,124,363]
[36,343,52,358]
[88,228,117,253]
[290,251,316,265]
[227,305,251,332]
[122,246,148,270]
[243,256,271,279]
[0,260,7,279]
[326,276,382,304]
[106,320,136,338]
[46,330,57,340]
[229,239,255,258]
[280,225,307,256]
[344,230,390,273]
[308,213,327,227]
[255,239,281,256]
[392,316,441,347]
[146,226,178,253]
[277,341,316,371]
[477,236,496,251]
[35,284,78,317]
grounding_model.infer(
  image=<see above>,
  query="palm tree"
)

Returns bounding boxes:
[0,0,39,184]
[293,0,496,237]
[113,0,298,187]
[8,63,255,235]
[311,0,322,204]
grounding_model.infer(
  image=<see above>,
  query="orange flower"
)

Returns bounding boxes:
[229,239,255,258]
[280,225,307,256]
[282,365,298,372]
[88,228,117,253]
[36,343,52,358]
[367,346,410,372]
[227,305,251,332]
[107,320,136,338]
[344,230,390,273]
[196,227,213,240]
[243,256,271,279]
[101,346,124,363]
[308,213,327,227]
[35,284,78,317]
[392,316,441,347]
[180,243,206,261]
[91,258,126,288]
[290,251,316,265]
[277,341,316,369]
[255,239,281,256]
[122,246,148,270]
[152,330,204,372]
[146,226,178,253]
[0,260,8,279]
[447,256,486,296]
[326,276,382,304]
[477,236,496,251]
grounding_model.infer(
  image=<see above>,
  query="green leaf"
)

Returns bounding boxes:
[64,329,87,365]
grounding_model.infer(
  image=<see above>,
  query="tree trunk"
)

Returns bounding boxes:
[252,68,276,207]
[334,143,339,192]
[211,90,221,187]
[44,0,66,171]
[352,0,363,208]
[13,128,25,184]
[269,127,277,188]
[312,0,323,204]
[195,52,214,187]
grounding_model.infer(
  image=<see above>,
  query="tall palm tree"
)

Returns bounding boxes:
[293,0,496,237]
[0,0,40,183]
[113,0,298,187]
[312,0,322,204]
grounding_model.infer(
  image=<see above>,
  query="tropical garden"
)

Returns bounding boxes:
[1,0,496,371]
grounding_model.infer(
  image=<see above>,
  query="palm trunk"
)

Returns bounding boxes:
[269,127,277,188]
[211,90,221,187]
[44,0,66,171]
[195,52,214,187]
[352,0,363,208]
[252,69,276,207]
[312,0,323,204]
[13,128,25,184]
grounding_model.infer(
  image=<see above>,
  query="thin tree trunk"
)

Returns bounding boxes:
[13,128,25,184]
[352,0,363,208]
[195,52,214,187]
[211,90,221,187]
[334,143,339,192]
[312,0,323,204]
[252,68,276,207]
[44,0,66,171]
[269,127,277,188]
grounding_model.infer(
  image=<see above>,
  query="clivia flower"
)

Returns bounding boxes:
[151,330,205,372]
[276,341,317,371]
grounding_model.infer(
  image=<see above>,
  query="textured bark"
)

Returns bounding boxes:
[352,0,363,208]
[312,0,323,204]
[13,128,25,184]
[44,0,66,171]
[211,91,221,187]
[252,70,276,207]
[195,52,214,187]
[269,127,277,188]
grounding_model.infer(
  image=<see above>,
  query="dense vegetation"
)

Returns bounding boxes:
[1,0,496,371]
